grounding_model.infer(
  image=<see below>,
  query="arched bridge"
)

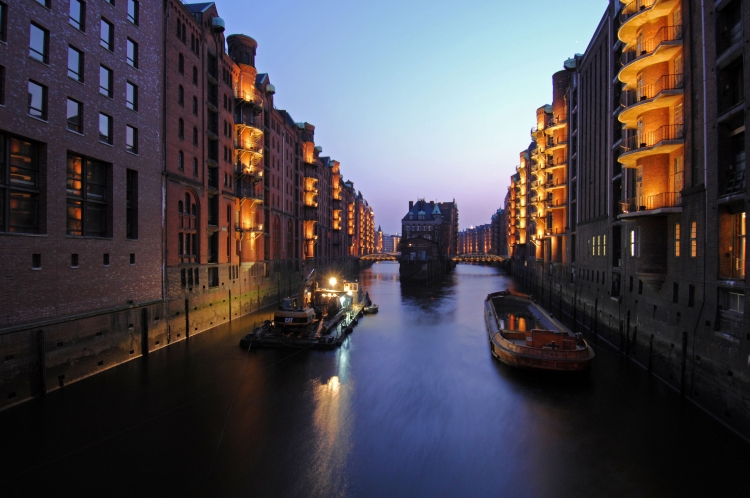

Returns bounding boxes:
[360,252,399,261]
[452,254,505,263]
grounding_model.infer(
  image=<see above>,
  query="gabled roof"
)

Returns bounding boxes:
[402,200,443,222]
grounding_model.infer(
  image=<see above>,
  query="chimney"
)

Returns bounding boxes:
[430,201,435,210]
[409,201,413,210]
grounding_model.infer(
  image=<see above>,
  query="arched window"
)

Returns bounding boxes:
[178,151,184,170]
[178,85,184,106]
[178,192,197,264]
[192,66,198,85]
[178,53,184,74]
[192,127,198,145]
[192,96,198,115]
[178,118,184,138]
[273,215,281,259]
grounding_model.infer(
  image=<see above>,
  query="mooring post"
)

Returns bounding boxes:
[648,334,654,373]
[38,329,46,395]
[681,330,688,396]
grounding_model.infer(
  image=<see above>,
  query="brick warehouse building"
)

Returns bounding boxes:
[0,0,376,409]
[0,0,166,403]
[504,0,750,438]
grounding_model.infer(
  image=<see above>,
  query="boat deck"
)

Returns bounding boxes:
[484,291,595,371]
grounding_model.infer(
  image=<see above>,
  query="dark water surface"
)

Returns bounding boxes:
[2,263,748,497]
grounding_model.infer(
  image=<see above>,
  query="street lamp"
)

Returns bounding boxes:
[329,277,337,287]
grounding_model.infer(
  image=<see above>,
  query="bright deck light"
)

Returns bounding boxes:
[329,277,337,287]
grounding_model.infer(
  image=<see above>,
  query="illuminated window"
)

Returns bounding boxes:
[66,154,109,237]
[603,235,606,257]
[732,212,746,280]
[690,221,697,257]
[0,136,41,234]
[629,229,638,257]
[674,223,681,257]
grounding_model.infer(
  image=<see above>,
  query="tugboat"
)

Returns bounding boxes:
[239,271,367,350]
[484,291,594,371]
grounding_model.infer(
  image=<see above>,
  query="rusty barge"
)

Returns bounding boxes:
[484,291,594,371]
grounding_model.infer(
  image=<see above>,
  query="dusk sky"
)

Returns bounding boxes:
[219,0,608,234]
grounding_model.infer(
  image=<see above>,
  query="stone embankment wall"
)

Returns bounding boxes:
[0,258,367,411]
[505,261,750,441]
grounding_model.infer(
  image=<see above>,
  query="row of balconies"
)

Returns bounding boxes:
[620,124,684,166]
[235,221,263,233]
[619,191,682,216]
[234,88,263,109]
[620,25,682,67]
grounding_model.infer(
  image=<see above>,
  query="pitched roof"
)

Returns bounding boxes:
[401,200,444,222]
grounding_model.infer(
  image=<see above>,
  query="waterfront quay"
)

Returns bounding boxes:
[1,263,747,497]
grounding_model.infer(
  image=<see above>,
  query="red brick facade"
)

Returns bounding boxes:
[502,0,750,439]
[0,0,375,410]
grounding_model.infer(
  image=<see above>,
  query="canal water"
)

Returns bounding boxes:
[1,263,748,497]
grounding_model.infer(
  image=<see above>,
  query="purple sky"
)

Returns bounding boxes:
[218,0,608,234]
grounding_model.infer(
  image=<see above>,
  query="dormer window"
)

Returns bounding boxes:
[409,214,413,220]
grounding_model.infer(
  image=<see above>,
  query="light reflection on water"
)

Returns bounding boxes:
[1,262,748,497]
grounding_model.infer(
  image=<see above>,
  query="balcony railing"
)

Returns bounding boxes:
[620,0,656,25]
[235,184,263,201]
[546,178,567,188]
[622,124,684,152]
[621,73,684,108]
[235,222,263,233]
[234,139,262,154]
[545,198,567,208]
[546,227,565,236]
[547,135,568,148]
[547,117,567,128]
[620,192,682,214]
[236,162,263,179]
[621,25,683,66]
[235,115,263,130]
[234,89,263,108]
